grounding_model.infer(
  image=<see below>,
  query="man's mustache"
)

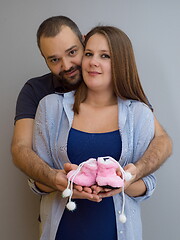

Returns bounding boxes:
[59,66,81,76]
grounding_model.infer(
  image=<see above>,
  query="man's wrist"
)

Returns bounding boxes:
[47,167,59,190]
[134,161,145,180]
[35,181,55,193]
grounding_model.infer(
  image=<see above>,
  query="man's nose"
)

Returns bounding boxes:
[61,58,71,71]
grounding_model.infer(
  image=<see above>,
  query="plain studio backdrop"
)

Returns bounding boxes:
[0,1,179,239]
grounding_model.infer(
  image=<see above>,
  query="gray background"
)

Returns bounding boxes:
[0,0,179,239]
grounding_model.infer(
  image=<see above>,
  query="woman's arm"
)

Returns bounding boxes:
[124,179,146,197]
[95,178,147,199]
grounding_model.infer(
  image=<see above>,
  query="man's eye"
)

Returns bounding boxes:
[101,54,110,59]
[50,58,59,63]
[69,49,77,56]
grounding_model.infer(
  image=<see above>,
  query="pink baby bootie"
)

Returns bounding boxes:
[67,158,98,187]
[62,156,132,222]
[96,156,132,223]
[62,158,98,211]
[96,156,124,188]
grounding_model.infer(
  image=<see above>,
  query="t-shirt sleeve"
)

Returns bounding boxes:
[14,82,39,122]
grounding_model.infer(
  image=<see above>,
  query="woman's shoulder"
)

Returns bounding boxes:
[118,98,153,123]
[130,99,151,111]
[119,98,151,111]
[40,91,74,105]
[132,100,153,117]
[130,100,154,130]
[37,92,75,120]
[40,93,63,105]
[36,94,64,120]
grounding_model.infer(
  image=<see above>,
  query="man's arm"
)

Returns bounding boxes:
[11,119,69,191]
[131,116,172,180]
[11,119,100,201]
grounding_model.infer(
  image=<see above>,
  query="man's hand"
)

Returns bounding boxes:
[121,163,137,189]
[63,163,83,192]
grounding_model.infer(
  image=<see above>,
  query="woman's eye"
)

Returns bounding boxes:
[101,54,110,59]
[84,52,92,57]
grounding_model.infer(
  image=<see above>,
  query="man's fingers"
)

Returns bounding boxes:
[64,163,78,173]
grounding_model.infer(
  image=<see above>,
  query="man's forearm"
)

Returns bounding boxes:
[12,143,58,189]
[11,119,58,189]
[135,131,172,180]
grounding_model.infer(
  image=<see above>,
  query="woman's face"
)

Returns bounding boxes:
[82,33,112,92]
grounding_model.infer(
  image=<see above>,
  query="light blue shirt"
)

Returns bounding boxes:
[30,91,156,240]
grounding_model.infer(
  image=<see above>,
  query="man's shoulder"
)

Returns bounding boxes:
[26,73,53,86]
[14,73,54,122]
[21,72,55,97]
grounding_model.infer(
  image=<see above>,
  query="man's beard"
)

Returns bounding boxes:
[54,66,83,92]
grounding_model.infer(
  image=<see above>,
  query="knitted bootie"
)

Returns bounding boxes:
[62,158,98,211]
[96,156,132,223]
[96,156,124,188]
[62,156,132,221]
[67,158,98,187]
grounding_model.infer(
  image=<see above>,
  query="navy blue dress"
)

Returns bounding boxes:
[55,128,122,240]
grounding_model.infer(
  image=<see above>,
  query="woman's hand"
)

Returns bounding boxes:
[72,188,102,202]
[64,163,102,202]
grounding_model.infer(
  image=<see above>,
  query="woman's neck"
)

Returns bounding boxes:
[84,90,117,107]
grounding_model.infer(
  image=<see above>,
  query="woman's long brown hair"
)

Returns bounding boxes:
[73,26,151,114]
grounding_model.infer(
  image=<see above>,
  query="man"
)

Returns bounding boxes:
[11,16,172,200]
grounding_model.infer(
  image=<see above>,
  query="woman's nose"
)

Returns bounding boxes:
[89,56,99,67]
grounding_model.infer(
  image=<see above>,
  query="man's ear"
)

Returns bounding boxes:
[82,34,86,42]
